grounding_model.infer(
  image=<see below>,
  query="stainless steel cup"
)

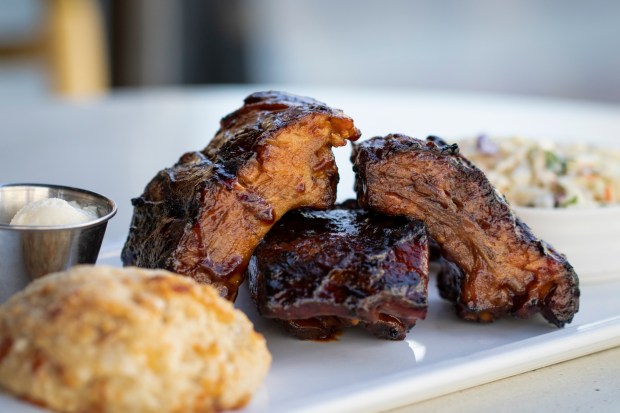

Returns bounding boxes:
[0,183,117,302]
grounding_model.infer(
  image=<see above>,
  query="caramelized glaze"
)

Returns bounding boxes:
[353,134,580,327]
[122,91,360,300]
[248,202,429,340]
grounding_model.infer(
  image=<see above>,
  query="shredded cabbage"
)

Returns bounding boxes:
[459,136,620,208]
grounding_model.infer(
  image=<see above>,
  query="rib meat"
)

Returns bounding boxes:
[353,134,579,327]
[248,201,429,340]
[121,91,360,300]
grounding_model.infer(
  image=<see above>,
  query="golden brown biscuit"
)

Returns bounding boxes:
[0,265,271,413]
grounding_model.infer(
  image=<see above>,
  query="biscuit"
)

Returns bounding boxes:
[0,265,271,413]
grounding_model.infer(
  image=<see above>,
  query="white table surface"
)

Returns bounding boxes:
[1,85,619,413]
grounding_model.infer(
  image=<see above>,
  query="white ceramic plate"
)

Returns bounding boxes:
[513,205,620,280]
[2,248,620,413]
[2,87,620,412]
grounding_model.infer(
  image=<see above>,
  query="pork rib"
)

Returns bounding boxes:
[353,134,579,327]
[121,91,360,300]
[248,201,429,340]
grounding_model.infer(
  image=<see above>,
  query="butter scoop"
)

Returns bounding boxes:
[11,198,97,226]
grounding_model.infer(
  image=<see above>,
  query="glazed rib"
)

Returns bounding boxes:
[121,91,360,300]
[248,202,429,340]
[353,134,579,327]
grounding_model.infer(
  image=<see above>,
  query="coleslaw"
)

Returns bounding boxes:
[458,135,620,208]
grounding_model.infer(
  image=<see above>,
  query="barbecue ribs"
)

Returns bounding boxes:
[121,91,360,300]
[352,134,579,327]
[248,201,429,340]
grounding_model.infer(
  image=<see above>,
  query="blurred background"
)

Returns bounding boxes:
[0,0,619,102]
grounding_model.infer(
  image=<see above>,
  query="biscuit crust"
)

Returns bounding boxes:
[0,265,271,413]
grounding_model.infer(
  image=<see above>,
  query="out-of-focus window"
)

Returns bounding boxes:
[241,0,620,103]
[2,0,619,103]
